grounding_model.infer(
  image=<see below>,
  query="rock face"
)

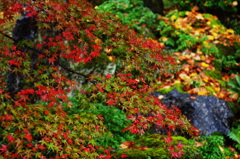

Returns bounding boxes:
[7,12,37,96]
[157,89,234,136]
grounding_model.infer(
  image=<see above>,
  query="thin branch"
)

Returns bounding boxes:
[0,31,93,80]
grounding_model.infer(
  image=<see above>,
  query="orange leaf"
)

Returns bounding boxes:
[120,141,134,149]
[195,141,205,147]
[190,96,197,100]
[231,93,239,101]
[187,59,194,64]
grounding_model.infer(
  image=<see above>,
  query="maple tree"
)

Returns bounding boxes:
[0,0,199,158]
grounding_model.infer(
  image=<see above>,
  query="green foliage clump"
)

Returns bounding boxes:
[96,0,157,37]
[197,135,235,159]
[113,134,202,159]
[158,9,238,55]
[170,0,240,34]
[228,125,240,151]
[227,74,240,103]
[64,98,135,149]
[170,0,238,12]
[93,104,135,148]
[203,70,222,80]
[157,83,186,95]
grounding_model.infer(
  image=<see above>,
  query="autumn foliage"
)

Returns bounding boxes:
[0,0,201,158]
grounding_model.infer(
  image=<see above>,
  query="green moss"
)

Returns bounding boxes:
[205,86,216,94]
[217,44,236,57]
[113,134,202,159]
[157,83,186,95]
[203,70,222,80]
[213,59,223,72]
[114,148,168,159]
[217,79,227,88]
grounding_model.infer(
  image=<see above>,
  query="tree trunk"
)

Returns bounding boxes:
[86,0,106,6]
[142,0,164,15]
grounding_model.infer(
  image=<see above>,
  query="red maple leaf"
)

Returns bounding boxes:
[164,137,172,143]
[106,100,115,105]
[8,60,20,67]
[0,144,8,153]
[106,74,112,79]
[38,144,47,150]
[121,154,128,158]
[4,114,12,121]
[6,135,15,142]
[25,133,33,142]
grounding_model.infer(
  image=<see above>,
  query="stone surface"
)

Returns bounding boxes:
[155,89,234,136]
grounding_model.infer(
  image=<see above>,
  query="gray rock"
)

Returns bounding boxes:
[157,89,234,136]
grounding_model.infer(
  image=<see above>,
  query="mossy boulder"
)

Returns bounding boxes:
[113,134,202,159]
[157,83,186,95]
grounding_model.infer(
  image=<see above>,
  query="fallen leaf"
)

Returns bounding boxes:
[195,141,205,147]
[187,59,194,64]
[201,62,209,68]
[190,96,197,100]
[218,146,224,152]
[231,93,239,101]
[158,95,164,100]
[179,73,190,80]
[120,141,134,149]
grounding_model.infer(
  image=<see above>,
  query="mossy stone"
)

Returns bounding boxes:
[113,134,202,159]
[157,83,186,95]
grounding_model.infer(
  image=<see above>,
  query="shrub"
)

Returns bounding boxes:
[158,7,239,54]
[0,0,199,158]
[197,135,235,159]
[96,0,158,37]
[170,0,240,34]
[228,125,240,151]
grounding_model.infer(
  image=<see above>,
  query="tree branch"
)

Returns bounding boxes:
[0,31,93,80]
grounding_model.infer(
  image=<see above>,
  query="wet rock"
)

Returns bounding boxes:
[156,89,234,136]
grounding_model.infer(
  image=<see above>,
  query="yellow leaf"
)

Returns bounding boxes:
[190,73,198,77]
[171,15,177,20]
[213,86,220,92]
[198,91,208,95]
[94,38,101,44]
[179,73,190,80]
[212,32,218,38]
[196,14,204,20]
[200,74,210,83]
[194,87,208,95]
[120,144,128,149]
[0,12,3,19]
[227,29,234,34]
[232,1,238,6]
[207,35,214,40]
[173,80,181,84]
[218,146,224,152]
[107,56,114,61]
[161,37,168,42]
[105,48,112,53]
[201,62,209,68]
